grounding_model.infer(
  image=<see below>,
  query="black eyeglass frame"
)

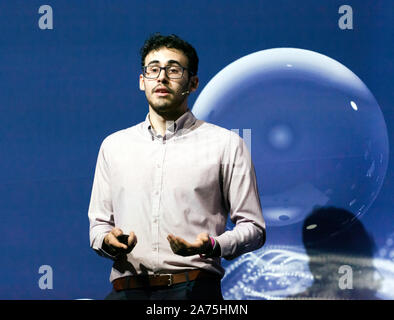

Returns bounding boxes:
[142,65,194,79]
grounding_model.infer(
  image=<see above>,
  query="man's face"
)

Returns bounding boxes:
[139,47,197,115]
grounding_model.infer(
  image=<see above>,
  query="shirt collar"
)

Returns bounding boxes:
[142,108,197,140]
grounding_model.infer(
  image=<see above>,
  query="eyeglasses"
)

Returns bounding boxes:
[142,65,193,79]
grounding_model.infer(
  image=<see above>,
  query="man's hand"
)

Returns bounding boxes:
[167,232,212,256]
[103,228,137,255]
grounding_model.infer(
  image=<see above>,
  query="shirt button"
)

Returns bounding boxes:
[157,163,161,168]
[155,191,159,195]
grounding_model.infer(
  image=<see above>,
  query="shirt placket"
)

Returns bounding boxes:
[151,136,167,272]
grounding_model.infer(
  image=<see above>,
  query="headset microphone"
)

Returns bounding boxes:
[181,90,190,96]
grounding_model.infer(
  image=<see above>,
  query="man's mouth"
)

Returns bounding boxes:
[154,87,171,96]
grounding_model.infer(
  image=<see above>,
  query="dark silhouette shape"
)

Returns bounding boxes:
[288,206,382,300]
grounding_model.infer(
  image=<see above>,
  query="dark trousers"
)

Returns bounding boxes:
[105,277,224,300]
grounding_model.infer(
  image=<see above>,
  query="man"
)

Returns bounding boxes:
[88,33,265,300]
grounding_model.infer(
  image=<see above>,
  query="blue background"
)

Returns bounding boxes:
[0,0,393,299]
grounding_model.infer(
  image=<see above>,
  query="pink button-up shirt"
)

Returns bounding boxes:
[88,108,265,283]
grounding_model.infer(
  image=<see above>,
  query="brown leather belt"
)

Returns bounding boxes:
[113,269,220,291]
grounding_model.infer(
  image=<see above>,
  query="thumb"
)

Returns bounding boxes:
[128,231,137,247]
[196,232,210,246]
[197,232,209,241]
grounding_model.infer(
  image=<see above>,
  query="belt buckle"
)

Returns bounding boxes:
[167,274,173,286]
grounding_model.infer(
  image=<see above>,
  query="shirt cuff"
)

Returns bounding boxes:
[214,232,235,260]
[93,232,120,260]
[200,236,222,258]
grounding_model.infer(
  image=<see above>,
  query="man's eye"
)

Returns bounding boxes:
[148,67,159,73]
[168,67,181,74]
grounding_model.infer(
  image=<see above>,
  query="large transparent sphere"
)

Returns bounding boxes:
[192,48,389,241]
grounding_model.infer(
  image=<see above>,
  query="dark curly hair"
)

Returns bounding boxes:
[140,33,199,76]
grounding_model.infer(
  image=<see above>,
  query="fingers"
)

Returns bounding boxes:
[124,231,137,254]
[107,233,127,250]
[167,234,187,249]
[167,234,183,254]
[112,227,123,238]
[105,228,133,251]
[167,234,177,251]
[167,234,199,256]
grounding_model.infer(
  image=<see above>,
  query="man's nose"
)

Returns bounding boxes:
[157,68,169,82]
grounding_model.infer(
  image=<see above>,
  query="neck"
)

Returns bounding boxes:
[148,105,188,136]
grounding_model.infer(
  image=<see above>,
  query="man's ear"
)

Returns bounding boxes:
[139,74,145,91]
[189,75,199,93]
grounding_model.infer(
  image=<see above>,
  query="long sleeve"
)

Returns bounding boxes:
[87,111,266,281]
[216,131,266,260]
[88,139,118,259]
